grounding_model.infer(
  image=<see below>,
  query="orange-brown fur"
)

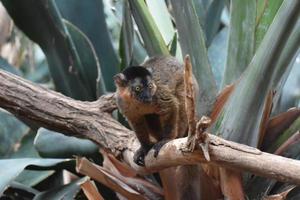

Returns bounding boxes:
[115,56,197,165]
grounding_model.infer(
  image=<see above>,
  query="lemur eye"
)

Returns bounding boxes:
[135,86,141,92]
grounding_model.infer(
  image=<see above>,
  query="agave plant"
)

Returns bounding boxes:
[0,0,299,199]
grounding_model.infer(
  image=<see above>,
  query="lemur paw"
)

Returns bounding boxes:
[133,147,146,166]
[152,139,169,158]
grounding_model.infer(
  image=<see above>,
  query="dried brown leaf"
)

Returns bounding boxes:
[159,168,180,200]
[261,108,300,150]
[76,157,146,200]
[101,149,137,177]
[80,179,105,200]
[258,90,275,148]
[210,84,235,123]
[219,168,245,200]
[101,152,164,199]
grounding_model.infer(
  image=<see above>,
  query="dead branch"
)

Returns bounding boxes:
[184,55,197,138]
[183,55,211,160]
[1,69,300,185]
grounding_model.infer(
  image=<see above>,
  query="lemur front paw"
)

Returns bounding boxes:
[133,147,147,166]
[152,139,169,158]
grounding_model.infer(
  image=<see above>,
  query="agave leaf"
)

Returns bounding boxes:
[119,0,134,69]
[256,0,268,25]
[33,177,87,200]
[14,170,54,189]
[5,181,39,197]
[1,0,95,100]
[132,35,148,65]
[128,0,169,56]
[9,130,38,159]
[215,0,300,146]
[34,128,99,158]
[0,111,28,158]
[4,129,54,187]
[168,32,178,57]
[271,20,300,111]
[0,158,73,195]
[276,52,300,114]
[63,20,106,97]
[55,0,117,92]
[204,0,225,46]
[208,27,228,89]
[221,0,256,87]
[25,59,50,84]
[200,0,213,11]
[119,2,147,66]
[146,0,174,45]
[192,0,206,28]
[0,58,22,76]
[255,0,284,50]
[170,0,217,115]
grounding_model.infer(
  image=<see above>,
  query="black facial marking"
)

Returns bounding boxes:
[122,66,152,81]
[122,66,155,103]
[130,77,153,103]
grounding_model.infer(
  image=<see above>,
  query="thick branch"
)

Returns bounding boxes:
[1,69,300,185]
[0,69,133,154]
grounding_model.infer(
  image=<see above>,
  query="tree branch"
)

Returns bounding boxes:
[1,69,300,185]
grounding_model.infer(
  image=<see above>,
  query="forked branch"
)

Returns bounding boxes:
[1,69,300,184]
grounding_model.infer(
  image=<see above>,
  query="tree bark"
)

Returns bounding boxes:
[1,69,300,185]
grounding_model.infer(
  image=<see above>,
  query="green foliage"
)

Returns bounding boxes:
[129,0,169,56]
[0,0,299,198]
[221,0,256,87]
[33,177,86,200]
[63,20,106,96]
[0,111,28,158]
[215,0,300,146]
[0,58,22,76]
[170,0,217,115]
[55,0,119,92]
[0,158,73,195]
[34,128,99,158]
[255,0,284,49]
[2,0,100,100]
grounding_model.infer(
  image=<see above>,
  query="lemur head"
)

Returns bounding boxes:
[114,66,157,103]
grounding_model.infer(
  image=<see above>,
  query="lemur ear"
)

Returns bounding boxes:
[114,73,127,87]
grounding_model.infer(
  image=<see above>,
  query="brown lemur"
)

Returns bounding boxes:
[114,56,198,166]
